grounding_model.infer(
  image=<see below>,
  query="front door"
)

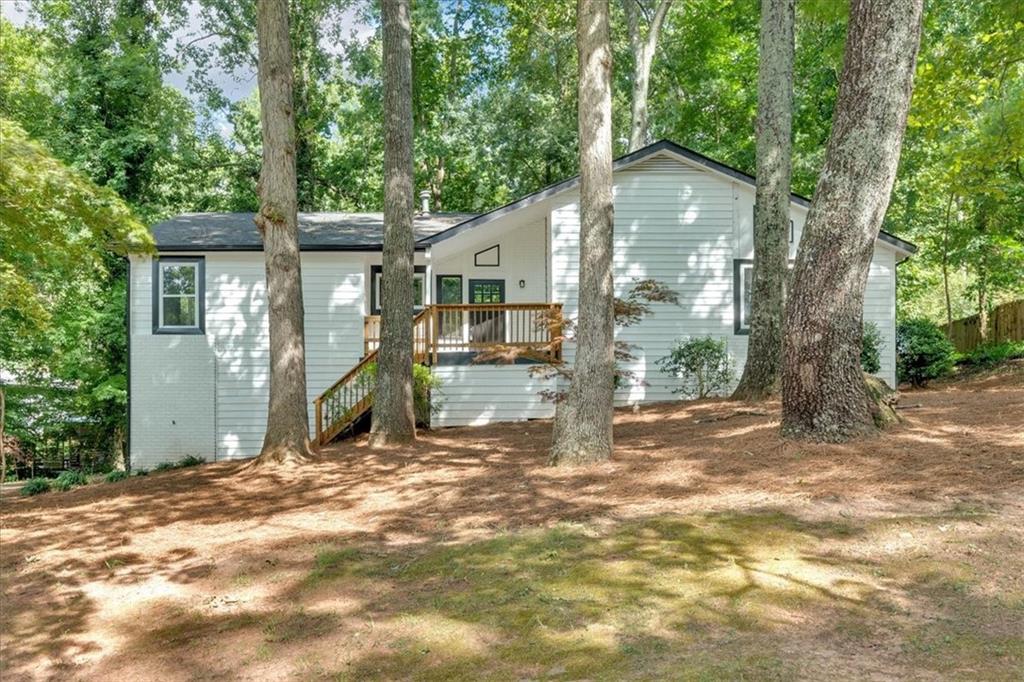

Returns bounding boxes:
[436,275,463,341]
[468,279,505,344]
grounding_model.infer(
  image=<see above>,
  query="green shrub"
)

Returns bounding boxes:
[958,340,1024,368]
[361,362,443,425]
[154,455,206,472]
[20,478,51,497]
[105,470,130,483]
[896,318,956,387]
[53,469,89,492]
[134,469,149,476]
[861,321,884,374]
[657,336,734,399]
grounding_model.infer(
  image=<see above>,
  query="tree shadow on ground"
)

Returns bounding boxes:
[1,370,1021,678]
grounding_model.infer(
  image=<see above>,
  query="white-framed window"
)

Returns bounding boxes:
[370,265,425,314]
[153,257,205,334]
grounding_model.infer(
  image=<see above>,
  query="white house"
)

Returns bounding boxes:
[128,141,915,468]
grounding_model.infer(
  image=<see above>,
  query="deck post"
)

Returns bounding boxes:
[314,397,323,446]
[430,305,439,365]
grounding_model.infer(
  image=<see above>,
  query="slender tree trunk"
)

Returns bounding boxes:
[941,193,955,335]
[550,0,615,466]
[1,385,6,485]
[781,0,924,441]
[731,0,794,402]
[622,0,673,152]
[977,268,989,343]
[370,0,417,447]
[254,0,313,465]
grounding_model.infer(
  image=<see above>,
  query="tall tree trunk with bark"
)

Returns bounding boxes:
[781,0,924,441]
[254,0,313,465]
[622,0,673,152]
[732,0,794,402]
[550,0,615,466]
[370,0,417,446]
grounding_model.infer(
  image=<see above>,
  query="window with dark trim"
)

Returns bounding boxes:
[734,258,795,335]
[474,244,500,267]
[733,259,753,335]
[370,265,426,314]
[152,257,205,334]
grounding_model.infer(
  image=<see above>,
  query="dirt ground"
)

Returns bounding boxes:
[1,365,1022,681]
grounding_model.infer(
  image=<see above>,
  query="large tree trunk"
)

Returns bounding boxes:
[254,0,313,465]
[370,0,417,447]
[550,0,615,466]
[732,0,794,402]
[622,0,672,152]
[781,0,924,442]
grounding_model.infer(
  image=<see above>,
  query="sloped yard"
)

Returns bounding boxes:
[1,366,1022,680]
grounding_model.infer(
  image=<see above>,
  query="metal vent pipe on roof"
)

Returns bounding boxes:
[419,189,431,215]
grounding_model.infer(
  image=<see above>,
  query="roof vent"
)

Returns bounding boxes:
[419,189,431,215]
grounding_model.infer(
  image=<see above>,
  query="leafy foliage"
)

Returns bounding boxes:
[657,337,735,399]
[957,340,1024,368]
[154,454,207,472]
[362,363,443,425]
[861,322,884,375]
[105,470,130,483]
[53,469,90,492]
[19,478,51,497]
[896,319,957,387]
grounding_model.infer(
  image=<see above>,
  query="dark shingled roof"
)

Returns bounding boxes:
[152,141,916,255]
[151,212,477,251]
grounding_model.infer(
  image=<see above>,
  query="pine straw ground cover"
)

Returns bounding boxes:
[1,365,1022,680]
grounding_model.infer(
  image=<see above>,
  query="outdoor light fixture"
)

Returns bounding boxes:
[519,279,526,288]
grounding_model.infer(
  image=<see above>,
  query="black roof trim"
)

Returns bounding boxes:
[419,139,917,255]
[155,244,428,253]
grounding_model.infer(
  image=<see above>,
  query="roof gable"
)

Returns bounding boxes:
[420,140,916,256]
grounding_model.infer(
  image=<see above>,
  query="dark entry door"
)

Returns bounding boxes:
[468,279,505,344]
[436,275,463,340]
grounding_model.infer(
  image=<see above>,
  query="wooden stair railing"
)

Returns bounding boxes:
[314,309,431,446]
[315,303,563,446]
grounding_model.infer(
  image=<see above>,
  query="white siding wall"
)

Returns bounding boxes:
[431,365,556,427]
[129,257,217,468]
[130,252,365,466]
[429,217,548,303]
[550,154,901,401]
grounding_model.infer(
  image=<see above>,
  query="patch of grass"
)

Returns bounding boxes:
[19,478,51,496]
[105,470,130,483]
[307,513,866,680]
[53,470,89,492]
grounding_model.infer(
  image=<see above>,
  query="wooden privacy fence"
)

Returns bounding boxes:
[947,299,1024,352]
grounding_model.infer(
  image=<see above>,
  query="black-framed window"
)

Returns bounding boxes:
[733,259,754,335]
[734,258,795,335]
[468,279,505,304]
[370,264,426,314]
[152,257,205,334]
[474,244,500,267]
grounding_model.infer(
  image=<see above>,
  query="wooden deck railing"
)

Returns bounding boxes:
[314,309,432,445]
[315,303,562,446]
[365,302,563,363]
